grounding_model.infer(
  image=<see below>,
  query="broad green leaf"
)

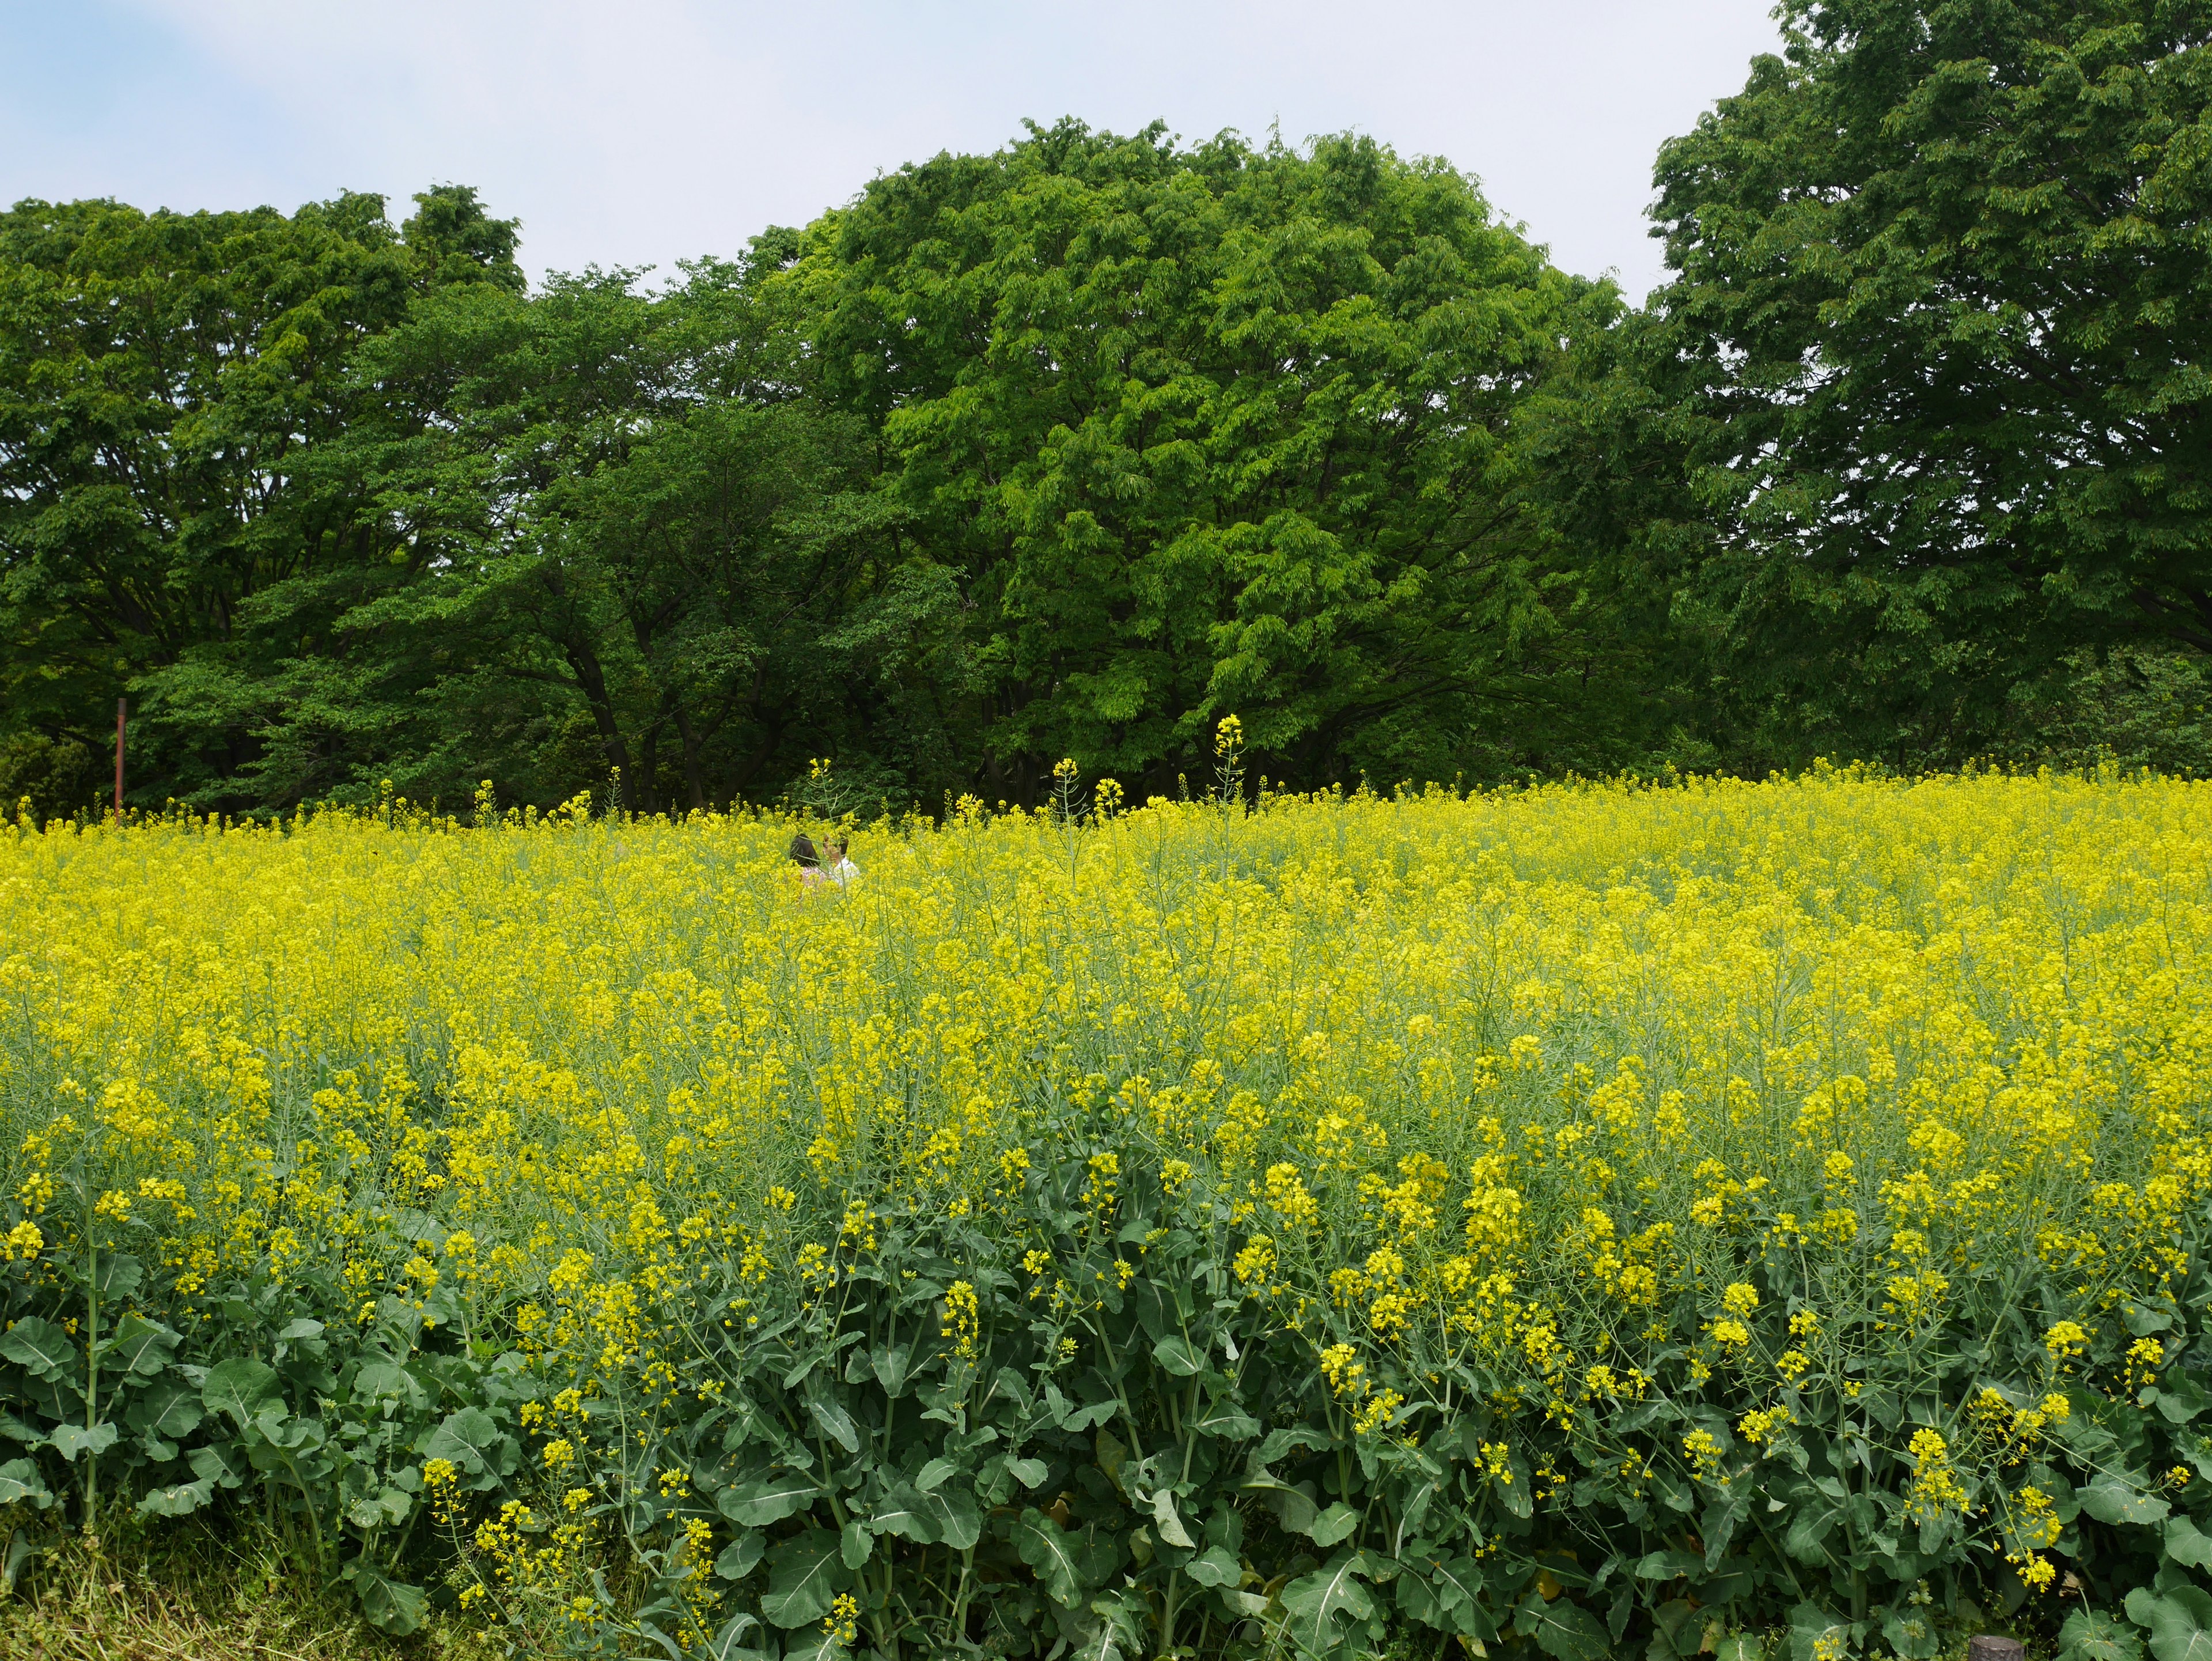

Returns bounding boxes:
[1189,1401,1262,1440]
[807,1397,858,1454]
[138,1476,215,1517]
[915,1456,959,1492]
[1153,1487,1195,1549]
[0,1458,52,1509]
[1430,1556,1484,1612]
[1152,1334,1203,1377]
[869,1485,940,1545]
[1790,1604,1850,1661]
[870,1344,909,1397]
[2063,1607,2146,1661]
[0,1318,75,1381]
[421,1407,503,1475]
[1009,1456,1048,1488]
[202,1358,281,1427]
[1636,1550,1706,1580]
[126,1381,202,1442]
[2083,1473,2172,1526]
[100,1314,178,1376]
[1184,1543,1243,1587]
[346,1560,429,1636]
[714,1531,763,1580]
[48,1421,116,1463]
[1241,1473,1319,1535]
[1281,1553,1376,1656]
[718,1475,821,1526]
[1520,1593,1609,1661]
[1305,1501,1358,1548]
[189,1443,245,1489]
[840,1520,872,1569]
[760,1530,843,1629]
[1014,1508,1087,1607]
[912,1481,981,1550]
[2129,1587,2212,1661]
[2169,1516,2212,1570]
[1884,1607,1941,1660]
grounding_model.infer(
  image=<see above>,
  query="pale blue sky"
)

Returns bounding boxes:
[0,1,1783,301]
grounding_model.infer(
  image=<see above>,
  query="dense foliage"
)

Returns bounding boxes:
[2,767,2211,1661]
[1649,0,2212,766]
[5,0,2206,815]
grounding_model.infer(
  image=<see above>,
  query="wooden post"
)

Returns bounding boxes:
[114,699,126,825]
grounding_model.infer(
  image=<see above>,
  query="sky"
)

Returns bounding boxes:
[0,0,1785,303]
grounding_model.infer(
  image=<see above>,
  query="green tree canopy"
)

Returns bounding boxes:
[0,186,521,807]
[1652,0,2212,763]
[792,120,1677,795]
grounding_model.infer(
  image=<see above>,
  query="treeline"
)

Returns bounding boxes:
[5,0,2210,817]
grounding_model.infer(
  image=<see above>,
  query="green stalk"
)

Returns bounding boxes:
[83,1221,98,1530]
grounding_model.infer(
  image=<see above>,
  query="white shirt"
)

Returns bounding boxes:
[827,857,861,888]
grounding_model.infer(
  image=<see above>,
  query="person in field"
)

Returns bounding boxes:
[788,832,831,894]
[824,835,860,888]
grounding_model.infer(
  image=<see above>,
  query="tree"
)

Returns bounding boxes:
[1651,0,2212,765]
[0,186,520,812]
[308,253,930,815]
[791,120,1678,797]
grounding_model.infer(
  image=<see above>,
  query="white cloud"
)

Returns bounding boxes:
[14,0,1783,298]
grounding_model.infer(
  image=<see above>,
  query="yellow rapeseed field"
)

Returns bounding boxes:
[2,764,2209,1661]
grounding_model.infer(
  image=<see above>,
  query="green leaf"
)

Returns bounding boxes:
[912,1481,981,1550]
[1184,1544,1243,1588]
[2153,1375,2211,1425]
[1241,1472,1319,1535]
[714,1531,763,1581]
[1153,1488,1196,1549]
[0,1317,75,1380]
[100,1314,179,1376]
[807,1397,858,1454]
[1635,1550,1705,1580]
[202,1358,281,1427]
[2083,1473,2172,1526]
[840,1520,872,1570]
[759,1530,843,1629]
[1152,1334,1203,1377]
[2129,1587,2212,1661]
[125,1381,203,1442]
[869,1485,938,1543]
[1009,1456,1048,1488]
[718,1474,821,1526]
[1520,1593,1609,1661]
[345,1559,429,1636]
[0,1458,52,1509]
[2063,1607,2146,1661]
[1189,1401,1262,1440]
[1430,1556,1484,1613]
[188,1444,245,1489]
[1014,1509,1088,1607]
[1306,1501,1359,1548]
[1790,1604,1851,1661]
[138,1477,214,1518]
[870,1344,909,1397]
[48,1422,116,1463]
[1281,1552,1376,1656]
[421,1407,505,1475]
[915,1456,958,1492]
[2168,1516,2212,1571]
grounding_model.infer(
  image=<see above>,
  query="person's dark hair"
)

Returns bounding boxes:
[826,835,849,856]
[787,833,819,867]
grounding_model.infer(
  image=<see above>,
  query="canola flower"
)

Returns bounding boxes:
[2,765,2210,1658]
